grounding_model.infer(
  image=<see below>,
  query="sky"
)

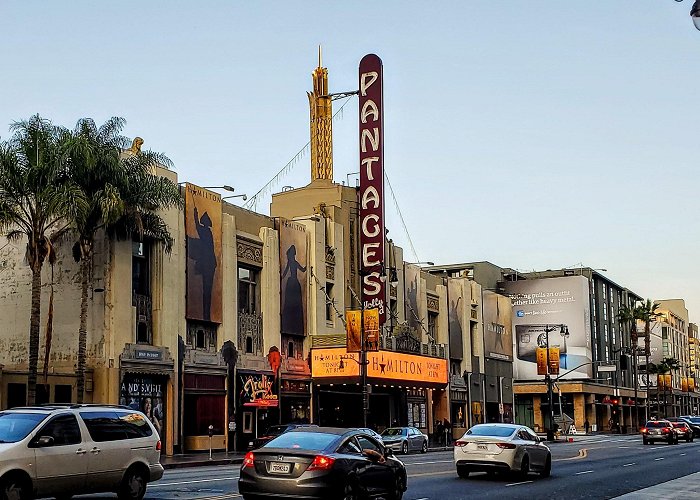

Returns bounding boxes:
[1,1,699,321]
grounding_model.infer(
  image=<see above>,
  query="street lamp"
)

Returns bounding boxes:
[675,0,700,30]
[539,324,568,441]
[223,194,248,201]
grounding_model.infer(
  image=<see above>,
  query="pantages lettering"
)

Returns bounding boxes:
[359,53,386,323]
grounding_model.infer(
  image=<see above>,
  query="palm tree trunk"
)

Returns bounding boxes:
[76,256,90,403]
[28,263,42,406]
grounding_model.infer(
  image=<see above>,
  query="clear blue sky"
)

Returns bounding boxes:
[2,1,699,321]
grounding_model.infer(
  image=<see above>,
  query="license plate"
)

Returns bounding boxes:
[477,444,488,450]
[269,462,291,474]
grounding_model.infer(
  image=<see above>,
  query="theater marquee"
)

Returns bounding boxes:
[311,348,448,386]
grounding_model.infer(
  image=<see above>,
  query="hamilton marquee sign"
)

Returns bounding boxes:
[359,53,386,323]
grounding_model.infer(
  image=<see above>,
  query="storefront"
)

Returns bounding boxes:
[280,357,312,424]
[311,348,448,434]
[119,344,175,455]
[236,371,279,450]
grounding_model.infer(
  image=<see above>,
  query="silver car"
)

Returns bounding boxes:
[0,404,163,500]
[380,426,428,454]
[453,423,551,478]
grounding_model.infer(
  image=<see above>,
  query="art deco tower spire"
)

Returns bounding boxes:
[308,46,333,181]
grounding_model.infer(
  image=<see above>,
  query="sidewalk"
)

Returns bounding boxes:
[161,451,244,469]
[614,471,700,499]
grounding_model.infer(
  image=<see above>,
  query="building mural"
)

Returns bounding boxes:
[279,219,308,336]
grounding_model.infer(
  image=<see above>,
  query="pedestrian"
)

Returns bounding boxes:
[436,420,444,447]
[584,419,590,435]
[443,418,451,446]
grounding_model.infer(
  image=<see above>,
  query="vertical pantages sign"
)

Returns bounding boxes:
[185,183,223,323]
[359,54,386,323]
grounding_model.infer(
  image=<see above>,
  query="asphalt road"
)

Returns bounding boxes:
[76,434,700,499]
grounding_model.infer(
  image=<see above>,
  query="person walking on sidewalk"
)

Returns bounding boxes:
[585,419,590,434]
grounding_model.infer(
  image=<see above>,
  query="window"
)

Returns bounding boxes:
[245,336,253,354]
[196,329,206,349]
[0,412,47,443]
[37,384,49,405]
[187,321,217,352]
[116,410,153,438]
[7,383,26,409]
[35,414,82,446]
[340,438,362,455]
[132,241,150,297]
[238,266,258,314]
[357,436,382,454]
[287,341,294,358]
[265,431,337,450]
[428,312,437,341]
[80,412,128,442]
[325,282,334,322]
[55,385,72,404]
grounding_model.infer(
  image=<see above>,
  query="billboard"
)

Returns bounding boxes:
[447,279,465,359]
[279,219,308,336]
[483,291,513,361]
[505,276,592,379]
[346,309,380,352]
[405,264,422,332]
[185,183,222,323]
[359,53,386,323]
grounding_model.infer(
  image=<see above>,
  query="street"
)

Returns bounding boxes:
[76,434,700,499]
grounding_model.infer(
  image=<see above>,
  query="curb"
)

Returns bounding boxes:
[163,458,243,470]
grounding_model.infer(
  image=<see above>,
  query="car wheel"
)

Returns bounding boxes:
[456,465,470,479]
[117,466,147,500]
[540,454,551,478]
[519,455,530,479]
[0,476,30,500]
[402,441,409,454]
[387,475,405,500]
[342,480,360,500]
[421,440,428,454]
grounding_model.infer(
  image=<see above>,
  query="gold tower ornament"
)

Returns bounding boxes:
[307,46,333,181]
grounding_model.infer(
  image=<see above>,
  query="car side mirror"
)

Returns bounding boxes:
[385,448,394,458]
[32,436,55,448]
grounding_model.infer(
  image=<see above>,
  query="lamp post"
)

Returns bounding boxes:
[540,324,568,441]
[223,194,248,201]
[674,0,700,30]
[342,285,371,428]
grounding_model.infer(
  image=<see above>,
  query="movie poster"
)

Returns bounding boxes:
[404,264,422,333]
[482,290,514,361]
[185,183,223,323]
[279,219,308,336]
[447,278,464,359]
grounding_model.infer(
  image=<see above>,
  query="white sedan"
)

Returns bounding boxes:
[453,423,551,479]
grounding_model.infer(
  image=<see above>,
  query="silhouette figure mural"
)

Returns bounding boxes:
[448,279,464,358]
[185,184,222,323]
[483,290,513,361]
[279,220,308,336]
[405,264,421,332]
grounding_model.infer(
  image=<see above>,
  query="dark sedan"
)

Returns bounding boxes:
[678,416,700,437]
[671,421,694,442]
[239,427,407,500]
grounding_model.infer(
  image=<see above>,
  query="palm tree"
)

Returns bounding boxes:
[0,115,85,404]
[618,304,643,428]
[65,118,182,403]
[648,357,681,417]
[637,299,661,419]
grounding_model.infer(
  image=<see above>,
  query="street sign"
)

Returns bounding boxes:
[598,364,617,372]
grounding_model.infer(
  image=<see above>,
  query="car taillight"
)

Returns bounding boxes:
[640,428,647,433]
[307,455,335,471]
[155,440,161,451]
[455,440,469,447]
[496,443,517,449]
[243,451,255,468]
[662,428,670,433]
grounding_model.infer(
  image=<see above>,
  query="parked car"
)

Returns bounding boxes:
[641,420,678,445]
[677,416,700,437]
[670,421,694,442]
[238,427,407,500]
[380,427,428,454]
[249,423,318,450]
[0,404,163,500]
[453,423,551,479]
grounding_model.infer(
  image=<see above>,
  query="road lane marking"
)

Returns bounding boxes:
[680,453,687,456]
[555,448,587,461]
[622,463,636,467]
[149,476,239,488]
[505,480,533,487]
[406,460,454,466]
[409,470,455,478]
[575,470,594,475]
[654,457,664,461]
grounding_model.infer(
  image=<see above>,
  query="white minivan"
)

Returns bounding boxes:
[0,404,163,500]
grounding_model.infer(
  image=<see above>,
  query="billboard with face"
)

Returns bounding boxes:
[483,291,513,361]
[505,276,592,379]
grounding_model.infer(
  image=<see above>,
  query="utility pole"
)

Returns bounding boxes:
[545,328,555,441]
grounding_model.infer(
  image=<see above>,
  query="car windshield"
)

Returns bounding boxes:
[646,422,668,428]
[381,428,406,437]
[264,431,337,450]
[0,412,48,443]
[466,425,517,437]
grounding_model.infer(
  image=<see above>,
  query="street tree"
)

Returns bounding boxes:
[0,115,85,404]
